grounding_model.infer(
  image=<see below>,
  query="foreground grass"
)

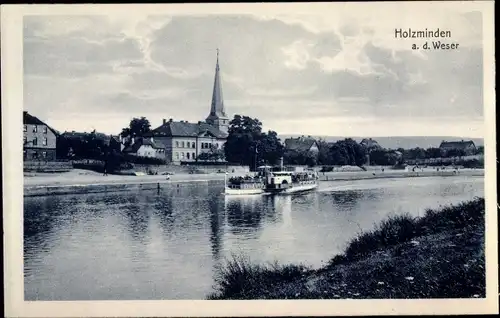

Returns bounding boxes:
[208,197,485,299]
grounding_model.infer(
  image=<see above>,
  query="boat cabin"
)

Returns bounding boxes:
[266,171,293,189]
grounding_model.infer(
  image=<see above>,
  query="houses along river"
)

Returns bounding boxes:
[24,175,483,300]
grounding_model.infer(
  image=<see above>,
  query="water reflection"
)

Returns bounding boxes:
[208,191,224,261]
[122,199,151,244]
[271,195,293,227]
[24,195,80,255]
[152,194,175,235]
[329,190,365,209]
[225,196,264,233]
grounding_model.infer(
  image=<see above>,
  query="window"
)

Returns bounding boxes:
[43,126,48,134]
[33,126,37,133]
[192,143,195,149]
[23,125,27,132]
[176,141,179,147]
[176,152,179,160]
[42,137,48,146]
[42,151,47,158]
[192,152,196,160]
[33,137,38,146]
[181,152,185,159]
[182,141,185,148]
[187,153,190,159]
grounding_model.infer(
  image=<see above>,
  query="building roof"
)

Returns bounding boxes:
[206,49,228,121]
[152,120,228,139]
[23,111,59,135]
[439,140,476,149]
[123,138,165,153]
[360,138,382,149]
[284,137,318,152]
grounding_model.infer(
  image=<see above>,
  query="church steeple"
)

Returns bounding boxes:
[206,48,229,134]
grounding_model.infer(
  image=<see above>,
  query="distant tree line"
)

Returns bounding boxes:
[282,139,368,167]
[399,146,483,160]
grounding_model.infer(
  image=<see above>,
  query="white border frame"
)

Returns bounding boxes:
[2,2,497,316]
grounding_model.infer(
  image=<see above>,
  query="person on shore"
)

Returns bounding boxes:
[103,160,108,176]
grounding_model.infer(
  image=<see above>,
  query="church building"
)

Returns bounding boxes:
[129,50,230,164]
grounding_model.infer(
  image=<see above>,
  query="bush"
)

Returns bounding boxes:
[418,197,485,233]
[341,198,484,262]
[462,159,484,169]
[344,213,420,260]
[122,154,167,165]
[320,166,334,172]
[209,254,310,299]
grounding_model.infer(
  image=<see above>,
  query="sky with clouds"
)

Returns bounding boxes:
[23,4,485,137]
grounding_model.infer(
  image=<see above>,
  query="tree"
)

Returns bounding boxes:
[224,115,283,169]
[83,130,108,159]
[317,140,333,165]
[127,117,151,137]
[405,147,427,160]
[426,147,442,159]
[56,135,70,159]
[369,149,391,165]
[120,127,131,137]
[197,145,226,162]
[334,138,367,167]
[319,139,367,166]
[283,149,317,167]
[446,148,466,158]
[258,130,284,165]
[476,146,484,155]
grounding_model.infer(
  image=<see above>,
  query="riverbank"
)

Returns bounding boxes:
[208,198,485,299]
[23,168,484,197]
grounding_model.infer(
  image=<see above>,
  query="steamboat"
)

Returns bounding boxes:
[224,164,319,196]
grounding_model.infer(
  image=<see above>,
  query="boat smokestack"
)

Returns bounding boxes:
[279,157,284,169]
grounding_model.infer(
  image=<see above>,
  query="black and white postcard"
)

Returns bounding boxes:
[2,2,497,317]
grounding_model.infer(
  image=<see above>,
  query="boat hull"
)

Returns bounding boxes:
[224,187,265,196]
[265,182,318,194]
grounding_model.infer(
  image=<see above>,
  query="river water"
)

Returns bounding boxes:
[24,175,484,300]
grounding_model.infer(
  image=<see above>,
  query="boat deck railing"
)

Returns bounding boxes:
[227,182,265,189]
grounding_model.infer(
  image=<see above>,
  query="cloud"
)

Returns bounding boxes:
[22,9,484,137]
[24,18,143,78]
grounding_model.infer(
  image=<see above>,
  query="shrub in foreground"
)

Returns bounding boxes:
[340,197,484,262]
[209,254,310,299]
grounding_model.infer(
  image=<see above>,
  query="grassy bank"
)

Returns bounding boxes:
[208,198,485,299]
